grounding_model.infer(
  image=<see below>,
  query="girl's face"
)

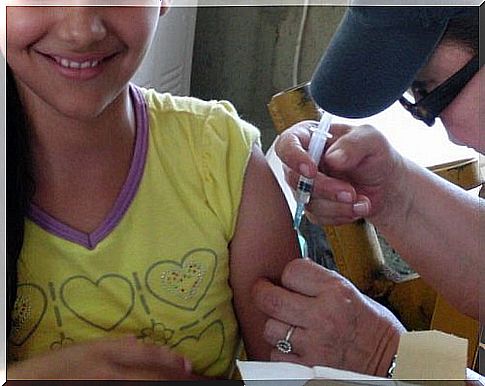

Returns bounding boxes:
[6,5,160,120]
[414,42,483,154]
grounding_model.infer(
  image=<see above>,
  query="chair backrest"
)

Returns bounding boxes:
[267,82,482,369]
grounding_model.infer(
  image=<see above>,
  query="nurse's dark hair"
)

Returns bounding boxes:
[6,64,35,339]
[442,11,478,54]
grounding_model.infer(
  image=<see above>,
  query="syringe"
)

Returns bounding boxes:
[293,111,333,230]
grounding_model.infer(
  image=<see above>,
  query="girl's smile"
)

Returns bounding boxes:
[34,48,121,81]
[7,6,160,120]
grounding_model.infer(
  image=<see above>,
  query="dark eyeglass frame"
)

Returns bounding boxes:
[399,55,481,127]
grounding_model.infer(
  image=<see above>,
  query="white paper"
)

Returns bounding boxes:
[237,360,417,386]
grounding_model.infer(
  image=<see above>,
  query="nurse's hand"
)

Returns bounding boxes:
[253,259,405,377]
[275,122,407,226]
[8,336,200,380]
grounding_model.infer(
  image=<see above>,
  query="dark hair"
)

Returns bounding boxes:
[442,12,479,55]
[6,64,35,339]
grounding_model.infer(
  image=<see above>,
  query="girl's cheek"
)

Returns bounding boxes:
[6,8,47,50]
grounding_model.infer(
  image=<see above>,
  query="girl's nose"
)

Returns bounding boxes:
[55,8,107,48]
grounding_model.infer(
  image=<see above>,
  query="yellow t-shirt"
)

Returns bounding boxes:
[9,85,260,377]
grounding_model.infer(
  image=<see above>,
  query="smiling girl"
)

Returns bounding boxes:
[6,3,300,379]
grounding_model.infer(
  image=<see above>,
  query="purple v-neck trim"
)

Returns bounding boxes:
[28,84,149,250]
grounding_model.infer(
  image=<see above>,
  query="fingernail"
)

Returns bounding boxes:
[353,201,369,216]
[299,163,311,177]
[337,191,353,204]
[326,149,347,164]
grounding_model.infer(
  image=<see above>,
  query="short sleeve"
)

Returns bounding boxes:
[197,100,261,241]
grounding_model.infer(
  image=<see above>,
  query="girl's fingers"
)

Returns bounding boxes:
[107,338,187,371]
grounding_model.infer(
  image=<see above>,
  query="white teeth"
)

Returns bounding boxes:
[54,55,101,69]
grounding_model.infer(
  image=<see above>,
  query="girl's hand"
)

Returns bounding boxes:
[8,336,200,380]
[275,122,409,226]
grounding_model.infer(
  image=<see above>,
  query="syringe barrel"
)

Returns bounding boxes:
[308,131,328,161]
[307,112,332,162]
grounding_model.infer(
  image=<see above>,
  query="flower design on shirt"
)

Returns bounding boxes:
[138,320,174,345]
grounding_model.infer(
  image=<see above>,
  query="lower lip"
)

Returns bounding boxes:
[40,53,116,81]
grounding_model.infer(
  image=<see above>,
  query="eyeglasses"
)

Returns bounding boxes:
[399,55,481,127]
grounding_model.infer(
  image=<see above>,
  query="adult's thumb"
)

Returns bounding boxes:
[324,125,384,172]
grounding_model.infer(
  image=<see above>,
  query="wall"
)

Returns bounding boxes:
[132,7,198,96]
[190,6,346,150]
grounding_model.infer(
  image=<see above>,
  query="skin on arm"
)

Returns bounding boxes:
[229,144,302,360]
[368,158,482,321]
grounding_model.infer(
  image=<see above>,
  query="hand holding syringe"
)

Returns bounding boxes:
[293,111,333,230]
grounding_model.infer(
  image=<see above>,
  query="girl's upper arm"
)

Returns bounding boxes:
[229,143,302,360]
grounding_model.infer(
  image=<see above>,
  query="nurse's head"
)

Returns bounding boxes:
[310,6,482,153]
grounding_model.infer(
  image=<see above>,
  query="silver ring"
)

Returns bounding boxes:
[275,325,295,354]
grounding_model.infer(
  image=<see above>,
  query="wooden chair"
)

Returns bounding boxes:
[267,82,482,369]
